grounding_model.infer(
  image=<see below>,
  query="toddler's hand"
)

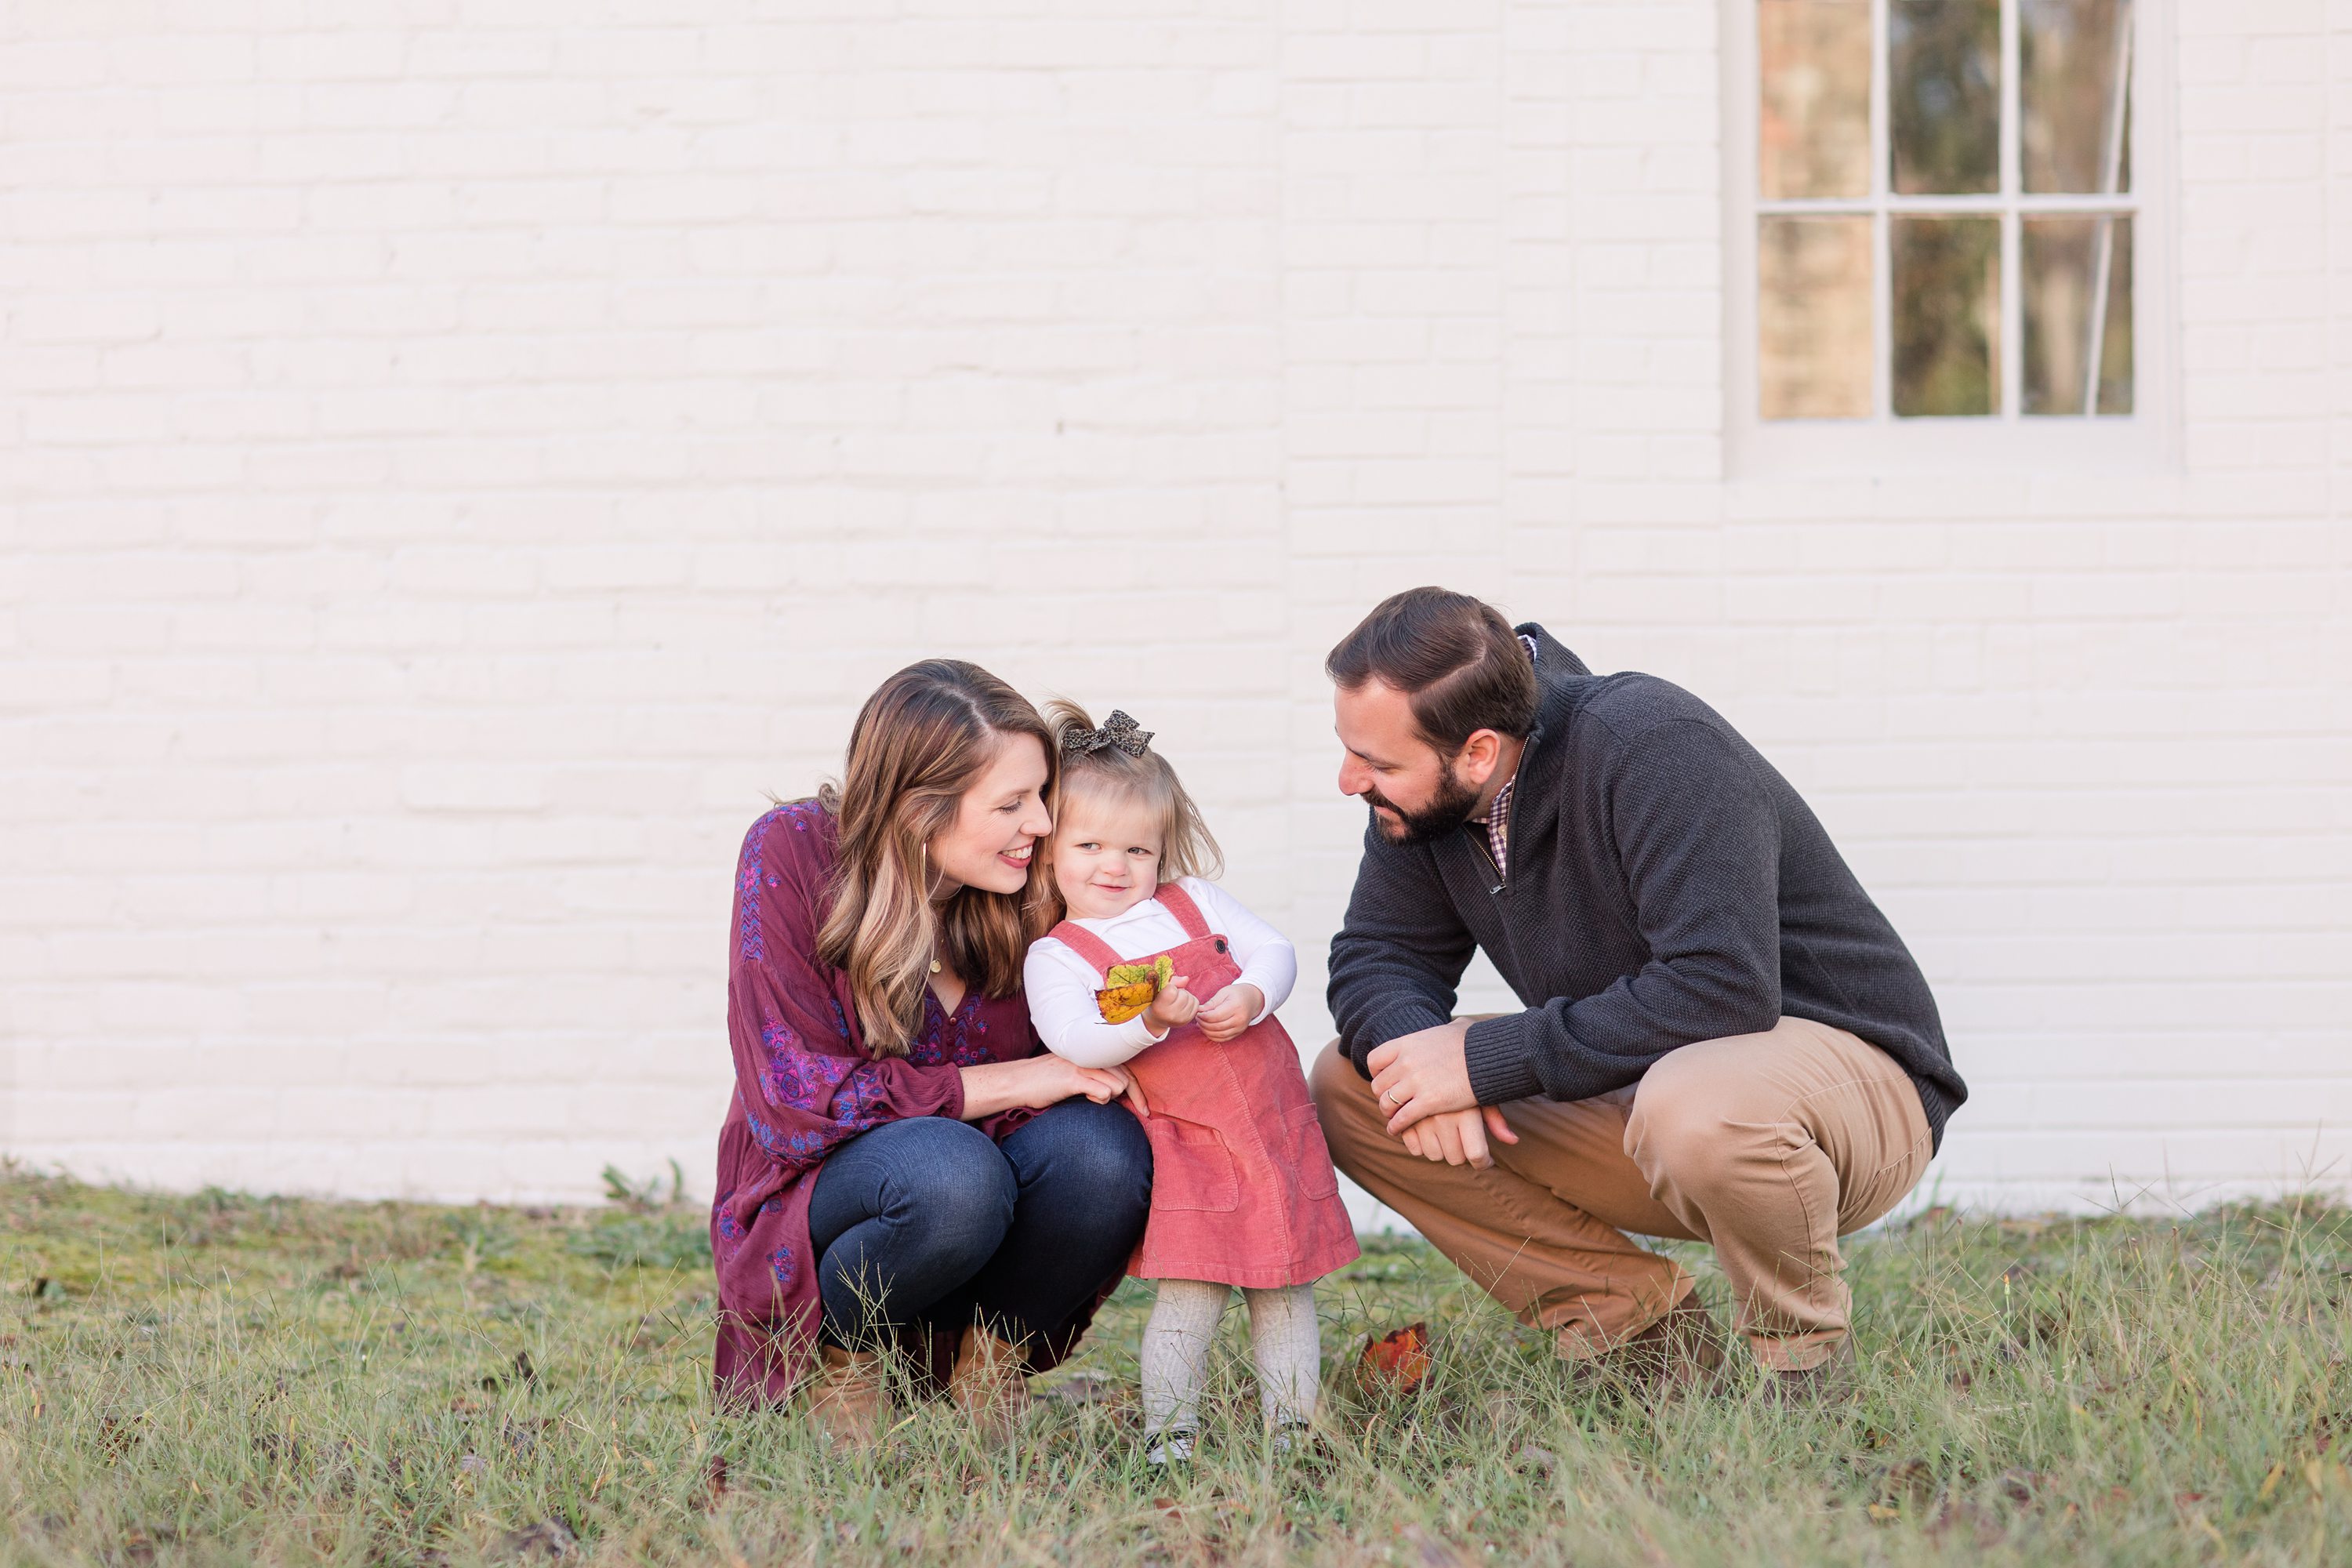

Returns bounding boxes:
[1195,983,1263,1044]
[1145,975,1198,1034]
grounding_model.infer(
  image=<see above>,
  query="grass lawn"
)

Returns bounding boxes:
[5,1162,2351,1566]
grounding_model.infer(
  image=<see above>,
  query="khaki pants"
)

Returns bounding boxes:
[1309,1016,1933,1372]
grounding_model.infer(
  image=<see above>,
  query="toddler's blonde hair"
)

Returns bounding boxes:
[1042,699,1223,895]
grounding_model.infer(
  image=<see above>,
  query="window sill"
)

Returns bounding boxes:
[1727,413,2176,480]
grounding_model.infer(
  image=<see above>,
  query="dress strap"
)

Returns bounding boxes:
[1152,880,1213,941]
[1045,920,1126,977]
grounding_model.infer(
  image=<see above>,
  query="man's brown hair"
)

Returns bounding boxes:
[1325,586,1539,752]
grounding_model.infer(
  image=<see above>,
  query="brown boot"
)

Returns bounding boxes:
[1768,1333,1856,1404]
[1567,1290,1728,1401]
[804,1345,889,1450]
[947,1326,1032,1447]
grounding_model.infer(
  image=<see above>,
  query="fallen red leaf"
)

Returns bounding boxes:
[1358,1322,1433,1394]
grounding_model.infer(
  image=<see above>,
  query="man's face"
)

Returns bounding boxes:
[1334,679,1482,846]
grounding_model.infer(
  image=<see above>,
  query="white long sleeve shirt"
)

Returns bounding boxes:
[1024,877,1298,1069]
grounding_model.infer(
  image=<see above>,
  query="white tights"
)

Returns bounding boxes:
[1139,1279,1320,1448]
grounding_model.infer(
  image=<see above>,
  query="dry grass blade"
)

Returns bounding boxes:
[5,1167,2352,1564]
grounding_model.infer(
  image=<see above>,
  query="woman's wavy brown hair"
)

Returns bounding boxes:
[816,660,1057,1058]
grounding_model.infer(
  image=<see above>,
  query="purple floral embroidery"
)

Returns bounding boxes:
[829,998,852,1043]
[713,1191,749,1261]
[744,1108,790,1157]
[764,1016,801,1058]
[746,1081,887,1165]
[735,802,819,964]
[907,990,996,1068]
[735,810,781,963]
[832,1063,891,1131]
[949,1007,994,1068]
[760,1016,856,1110]
[768,1246,796,1287]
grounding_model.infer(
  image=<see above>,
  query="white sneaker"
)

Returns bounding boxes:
[1144,1428,1196,1465]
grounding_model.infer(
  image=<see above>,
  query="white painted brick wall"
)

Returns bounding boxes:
[3,1,2347,1216]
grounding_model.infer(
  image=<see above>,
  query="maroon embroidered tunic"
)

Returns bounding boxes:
[709,800,1083,1407]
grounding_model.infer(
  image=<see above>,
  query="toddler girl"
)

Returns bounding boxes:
[1024,703,1359,1461]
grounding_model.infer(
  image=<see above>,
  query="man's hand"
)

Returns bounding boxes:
[1194,982,1262,1043]
[1367,1018,1477,1134]
[1398,1105,1520,1168]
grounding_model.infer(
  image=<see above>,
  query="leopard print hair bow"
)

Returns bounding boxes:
[1062,710,1154,758]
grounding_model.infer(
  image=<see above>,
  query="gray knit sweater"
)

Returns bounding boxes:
[1327,624,1966,1149]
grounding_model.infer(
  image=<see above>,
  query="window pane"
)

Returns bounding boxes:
[2024,215,2133,414]
[2022,0,2132,194]
[1760,216,1874,419]
[1893,216,1999,416]
[1891,0,2000,194]
[1760,0,1872,199]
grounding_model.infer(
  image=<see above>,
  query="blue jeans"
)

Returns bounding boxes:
[806,1098,1152,1352]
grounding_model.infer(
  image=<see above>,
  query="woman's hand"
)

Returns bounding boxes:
[1143,975,1199,1036]
[960,1054,1150,1120]
[1194,982,1262,1043]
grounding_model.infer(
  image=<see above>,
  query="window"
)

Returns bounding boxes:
[1725,0,2169,472]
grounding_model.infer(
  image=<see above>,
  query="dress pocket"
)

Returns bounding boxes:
[1286,1103,1341,1200]
[1143,1115,1240,1213]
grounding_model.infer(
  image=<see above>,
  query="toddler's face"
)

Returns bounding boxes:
[1051,797,1163,922]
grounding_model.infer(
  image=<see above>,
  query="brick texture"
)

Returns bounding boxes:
[2,2,2347,1214]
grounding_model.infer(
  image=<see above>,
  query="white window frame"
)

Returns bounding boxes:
[1722,0,2177,477]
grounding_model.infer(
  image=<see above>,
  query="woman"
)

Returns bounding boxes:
[710,659,1153,1443]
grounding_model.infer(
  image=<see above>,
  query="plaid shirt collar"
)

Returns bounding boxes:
[1475,778,1515,877]
[1468,633,1540,877]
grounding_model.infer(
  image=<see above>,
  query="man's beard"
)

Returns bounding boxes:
[1362,761,1482,847]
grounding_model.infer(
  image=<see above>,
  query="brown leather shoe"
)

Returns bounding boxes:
[1568,1291,1728,1400]
[804,1345,890,1450]
[1768,1333,1856,1404]
[947,1326,1032,1447]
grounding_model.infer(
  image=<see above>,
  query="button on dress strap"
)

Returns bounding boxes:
[1047,920,1127,977]
[1151,880,1212,941]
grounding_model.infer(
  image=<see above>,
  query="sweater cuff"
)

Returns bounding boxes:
[1464,1012,1544,1105]
[1348,1002,1452,1075]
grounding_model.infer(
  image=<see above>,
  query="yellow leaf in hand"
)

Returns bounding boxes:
[1095,981,1156,1025]
[1094,954,1176,1024]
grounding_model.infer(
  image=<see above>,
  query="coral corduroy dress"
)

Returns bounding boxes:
[1047,883,1359,1288]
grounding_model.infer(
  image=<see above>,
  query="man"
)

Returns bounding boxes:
[1310,587,1965,1394]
